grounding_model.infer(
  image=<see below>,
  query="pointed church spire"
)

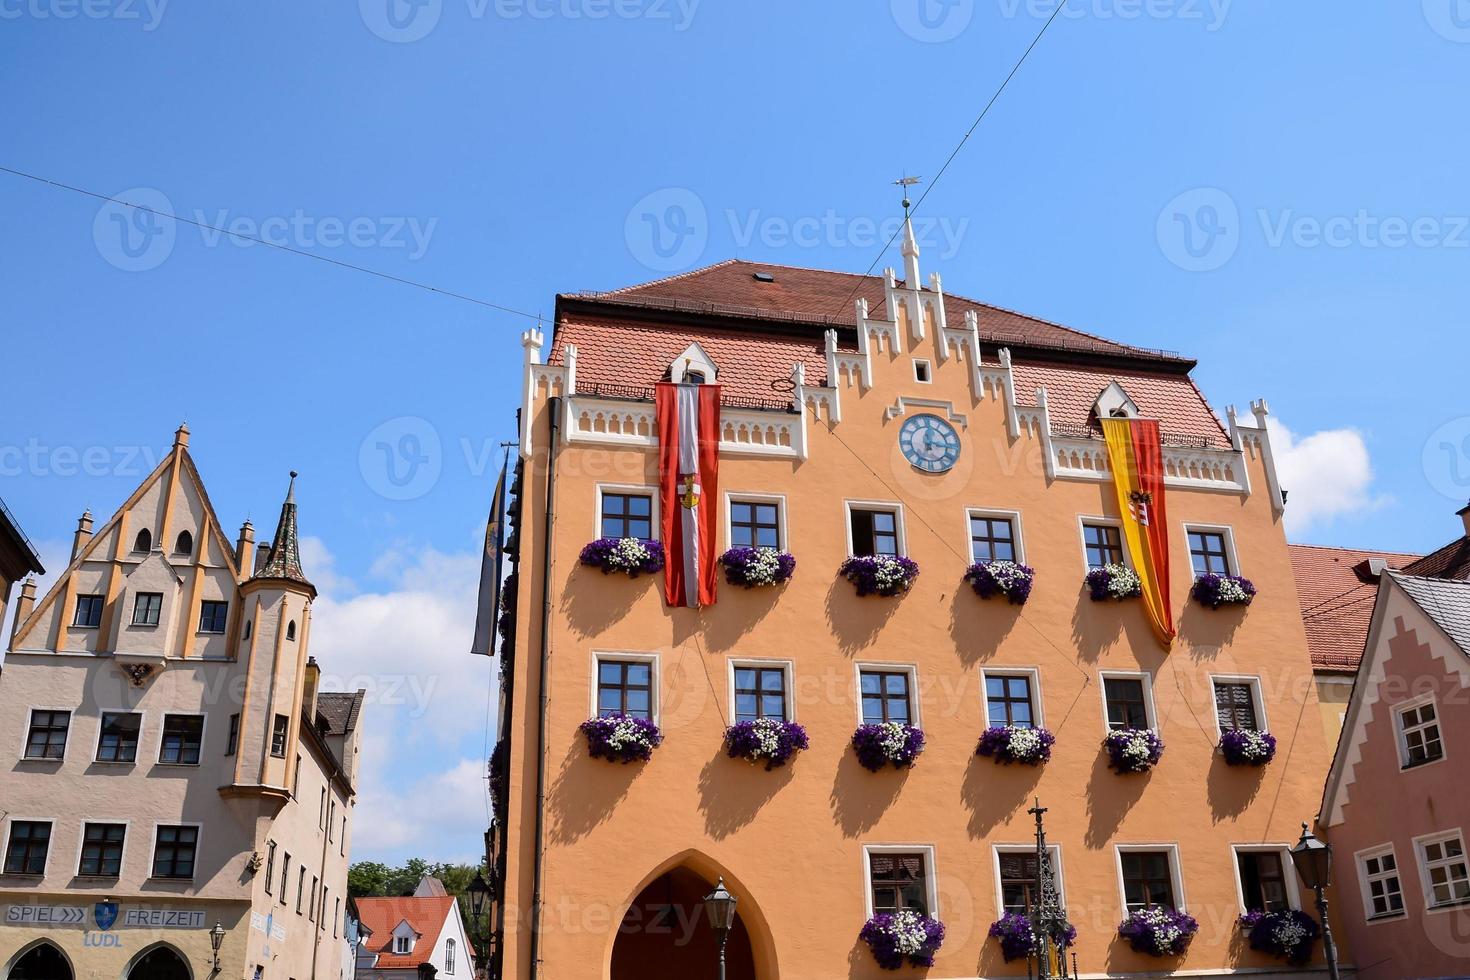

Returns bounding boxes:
[253,471,314,594]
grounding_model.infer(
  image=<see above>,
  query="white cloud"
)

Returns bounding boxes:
[1268,418,1388,534]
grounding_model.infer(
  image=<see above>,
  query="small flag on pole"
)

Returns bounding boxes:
[470,455,508,657]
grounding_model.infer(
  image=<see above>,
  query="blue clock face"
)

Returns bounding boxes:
[899,414,960,473]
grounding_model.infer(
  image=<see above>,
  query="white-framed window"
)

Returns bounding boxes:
[845,500,906,557]
[1396,695,1445,769]
[728,659,795,723]
[1099,671,1157,732]
[149,822,201,881]
[75,820,129,878]
[725,492,786,551]
[594,484,658,541]
[1184,524,1239,578]
[1077,516,1127,572]
[22,708,71,761]
[1211,675,1267,738]
[2,817,53,876]
[395,935,412,954]
[862,844,939,918]
[1356,844,1406,921]
[982,668,1044,729]
[912,359,932,384]
[854,662,920,727]
[1415,830,1470,911]
[1231,845,1299,914]
[965,508,1024,565]
[445,938,457,974]
[1115,844,1186,913]
[992,844,1065,916]
[592,651,659,723]
[94,710,143,764]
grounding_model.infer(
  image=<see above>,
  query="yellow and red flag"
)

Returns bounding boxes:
[1101,417,1176,649]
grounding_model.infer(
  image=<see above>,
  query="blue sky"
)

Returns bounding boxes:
[3,1,1469,862]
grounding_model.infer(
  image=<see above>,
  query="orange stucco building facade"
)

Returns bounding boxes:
[488,233,1339,979]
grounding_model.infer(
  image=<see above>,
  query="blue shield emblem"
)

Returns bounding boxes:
[94,902,118,931]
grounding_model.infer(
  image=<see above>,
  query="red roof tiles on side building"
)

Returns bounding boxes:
[1288,543,1423,672]
[355,894,459,969]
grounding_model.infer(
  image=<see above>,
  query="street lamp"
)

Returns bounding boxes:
[702,877,738,980]
[1289,822,1341,980]
[467,872,492,922]
[209,921,226,973]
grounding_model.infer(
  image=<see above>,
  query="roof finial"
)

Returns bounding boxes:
[287,470,298,504]
[893,173,922,218]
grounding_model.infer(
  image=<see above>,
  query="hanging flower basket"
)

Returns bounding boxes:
[1192,573,1257,609]
[1103,728,1164,773]
[720,547,796,588]
[851,722,926,772]
[1118,906,1199,957]
[839,555,920,597]
[976,726,1055,766]
[579,713,663,763]
[723,718,809,770]
[1087,563,1142,601]
[988,912,1078,963]
[963,560,1035,605]
[859,910,946,970]
[1219,729,1277,766]
[1240,909,1320,965]
[578,537,665,577]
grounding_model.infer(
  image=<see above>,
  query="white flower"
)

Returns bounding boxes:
[607,537,653,571]
[1234,730,1271,759]
[887,911,929,955]
[1102,563,1141,598]
[987,560,1030,592]
[604,719,654,752]
[1218,578,1250,603]
[744,717,783,759]
[876,722,909,759]
[1006,727,1042,760]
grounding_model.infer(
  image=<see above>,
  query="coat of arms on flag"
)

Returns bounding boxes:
[656,381,721,608]
[1102,417,1176,649]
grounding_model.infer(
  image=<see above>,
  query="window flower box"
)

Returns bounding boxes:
[1239,909,1319,966]
[976,725,1055,766]
[963,560,1035,605]
[1219,729,1276,766]
[1103,728,1164,773]
[720,547,796,588]
[988,912,1077,963]
[839,555,919,597]
[579,714,663,764]
[851,722,926,772]
[1087,563,1141,601]
[1117,906,1199,957]
[723,718,809,770]
[1192,573,1257,609]
[859,910,945,970]
[578,537,665,577]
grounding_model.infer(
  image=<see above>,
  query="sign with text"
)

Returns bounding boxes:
[5,905,86,926]
[123,908,206,929]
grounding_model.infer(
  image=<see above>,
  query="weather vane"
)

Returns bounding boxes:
[893,174,923,217]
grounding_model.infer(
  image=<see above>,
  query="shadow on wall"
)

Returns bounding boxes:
[824,575,901,656]
[697,748,793,840]
[1070,588,1127,662]
[949,587,1020,666]
[829,746,908,838]
[1205,749,1265,824]
[1179,600,1248,661]
[1084,748,1149,848]
[962,750,1043,839]
[548,736,643,845]
[558,564,650,639]
[683,581,782,653]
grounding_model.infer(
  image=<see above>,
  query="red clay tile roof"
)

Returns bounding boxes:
[1289,544,1422,672]
[356,895,457,969]
[1404,535,1470,580]
[1010,362,1228,447]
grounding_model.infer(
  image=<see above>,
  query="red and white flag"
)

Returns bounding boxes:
[656,382,721,608]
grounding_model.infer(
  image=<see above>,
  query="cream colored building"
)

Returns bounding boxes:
[0,426,365,980]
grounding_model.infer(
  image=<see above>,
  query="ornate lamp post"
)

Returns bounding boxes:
[1289,823,1341,980]
[466,872,493,975]
[209,921,226,973]
[702,877,738,980]
[1027,801,1077,980]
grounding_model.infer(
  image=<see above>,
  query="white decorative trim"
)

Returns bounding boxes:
[843,500,908,557]
[1209,674,1269,741]
[723,491,788,552]
[671,342,717,383]
[1098,670,1159,734]
[1114,843,1188,914]
[1412,827,1470,914]
[990,843,1066,915]
[1228,843,1302,913]
[1183,523,1242,578]
[981,666,1046,728]
[861,843,941,919]
[963,507,1026,565]
[726,658,797,723]
[1353,842,1406,924]
[589,650,661,725]
[883,396,966,428]
[852,661,922,728]
[592,484,659,541]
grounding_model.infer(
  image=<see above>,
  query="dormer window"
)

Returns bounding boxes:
[174,530,193,556]
[133,528,152,553]
[395,936,411,954]
[685,369,707,385]
[1093,381,1139,422]
[671,342,717,385]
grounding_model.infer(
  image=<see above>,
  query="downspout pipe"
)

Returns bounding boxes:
[528,396,560,980]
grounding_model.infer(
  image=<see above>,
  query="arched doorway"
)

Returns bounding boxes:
[7,943,72,980]
[610,866,758,980]
[125,947,191,980]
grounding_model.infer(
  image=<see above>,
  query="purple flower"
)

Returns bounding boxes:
[839,555,920,597]
[1219,728,1277,766]
[1118,906,1199,957]
[1192,573,1257,609]
[964,560,1035,605]
[720,547,796,588]
[976,726,1055,766]
[579,714,663,763]
[851,723,926,772]
[859,911,945,969]
[1103,728,1164,773]
[988,913,1076,963]
[578,537,666,577]
[724,718,809,770]
[1242,909,1319,965]
[1087,563,1142,601]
